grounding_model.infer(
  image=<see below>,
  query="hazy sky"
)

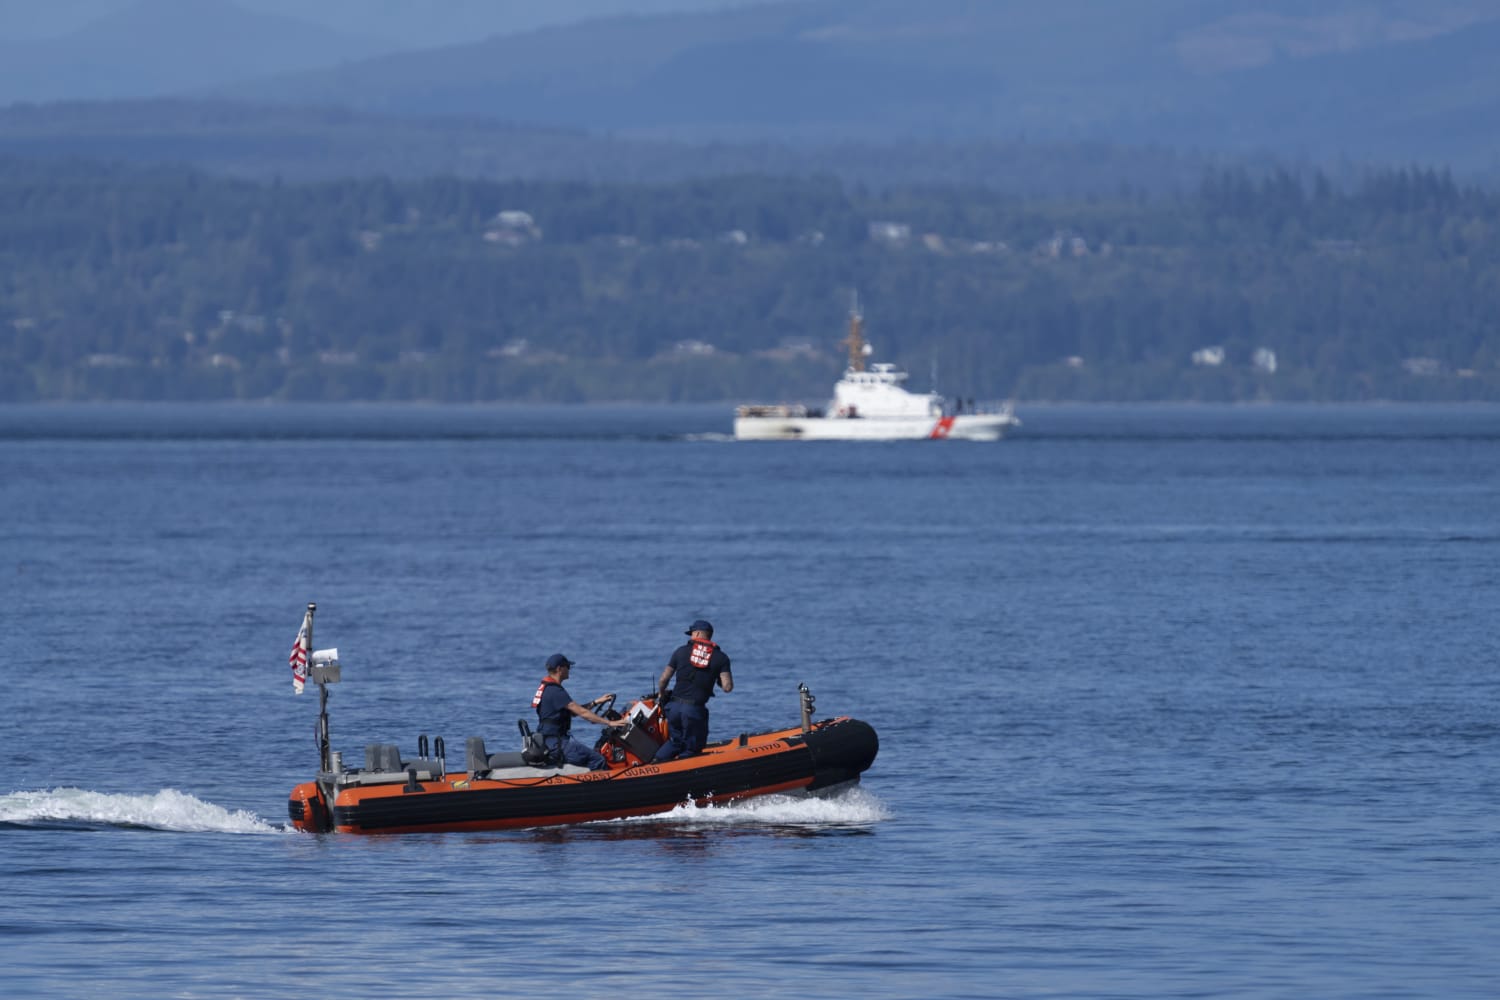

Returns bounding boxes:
[0,0,796,46]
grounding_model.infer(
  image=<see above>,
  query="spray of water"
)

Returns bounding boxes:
[0,788,288,835]
[611,786,890,828]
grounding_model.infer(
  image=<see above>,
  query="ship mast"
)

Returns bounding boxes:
[842,293,867,372]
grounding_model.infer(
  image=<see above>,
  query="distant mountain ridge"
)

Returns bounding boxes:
[2,0,1498,173]
[213,0,1500,167]
[0,0,790,47]
[0,0,392,102]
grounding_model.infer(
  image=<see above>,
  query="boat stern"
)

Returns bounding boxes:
[288,780,331,833]
[734,405,811,440]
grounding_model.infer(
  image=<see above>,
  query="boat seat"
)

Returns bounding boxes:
[465,736,491,773]
[399,757,444,779]
[358,744,442,778]
[484,763,592,778]
[485,751,529,769]
[366,743,402,772]
[466,736,540,772]
[333,743,432,786]
[466,734,572,775]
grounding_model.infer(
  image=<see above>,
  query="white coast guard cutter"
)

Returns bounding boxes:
[733,301,1019,441]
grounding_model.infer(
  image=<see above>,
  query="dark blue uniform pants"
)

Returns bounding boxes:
[543,735,607,770]
[654,701,708,762]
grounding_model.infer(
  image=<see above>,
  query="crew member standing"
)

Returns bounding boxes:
[653,619,733,762]
[533,653,627,770]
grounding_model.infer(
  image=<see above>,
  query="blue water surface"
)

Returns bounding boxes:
[2,403,1498,999]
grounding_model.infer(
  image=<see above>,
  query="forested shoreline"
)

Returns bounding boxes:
[3,157,1498,403]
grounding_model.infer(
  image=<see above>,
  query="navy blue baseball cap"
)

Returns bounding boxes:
[685,619,714,636]
[544,653,573,670]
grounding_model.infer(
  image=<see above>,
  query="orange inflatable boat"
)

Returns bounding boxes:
[288,686,878,835]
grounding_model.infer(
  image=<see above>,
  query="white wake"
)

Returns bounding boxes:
[0,787,287,835]
[610,786,890,828]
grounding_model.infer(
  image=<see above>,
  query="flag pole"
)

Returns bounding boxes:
[306,602,333,774]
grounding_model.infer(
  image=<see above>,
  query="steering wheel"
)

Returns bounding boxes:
[587,693,617,718]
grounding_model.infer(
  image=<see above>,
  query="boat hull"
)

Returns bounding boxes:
[734,413,1016,441]
[289,717,878,835]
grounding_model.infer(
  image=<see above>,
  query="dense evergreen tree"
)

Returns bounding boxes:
[1,157,1498,402]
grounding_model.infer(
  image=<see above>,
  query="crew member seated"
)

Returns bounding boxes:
[532,653,627,770]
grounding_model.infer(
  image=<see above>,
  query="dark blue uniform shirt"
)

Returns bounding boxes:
[667,641,731,706]
[535,679,575,737]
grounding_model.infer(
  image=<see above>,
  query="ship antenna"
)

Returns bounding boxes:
[843,292,866,372]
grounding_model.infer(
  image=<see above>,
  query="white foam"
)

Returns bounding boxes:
[610,786,890,828]
[0,787,288,835]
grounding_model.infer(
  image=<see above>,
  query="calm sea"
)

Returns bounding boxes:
[2,403,1498,999]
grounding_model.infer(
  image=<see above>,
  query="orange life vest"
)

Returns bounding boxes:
[532,675,559,708]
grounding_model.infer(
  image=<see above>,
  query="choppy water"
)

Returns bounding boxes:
[3,403,1499,999]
